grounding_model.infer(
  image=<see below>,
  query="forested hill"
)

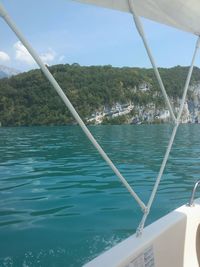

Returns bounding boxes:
[0,63,200,126]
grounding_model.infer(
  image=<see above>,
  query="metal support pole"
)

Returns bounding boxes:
[0,3,146,211]
[128,0,176,123]
[189,180,200,206]
[177,37,200,122]
[137,36,200,236]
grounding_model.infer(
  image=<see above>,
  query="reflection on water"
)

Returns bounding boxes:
[0,124,200,266]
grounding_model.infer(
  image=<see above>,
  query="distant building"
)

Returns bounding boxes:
[159,110,170,120]
[138,82,150,92]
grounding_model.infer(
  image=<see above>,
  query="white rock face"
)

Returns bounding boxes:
[87,82,200,124]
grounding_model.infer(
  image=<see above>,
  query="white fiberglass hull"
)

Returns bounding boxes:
[84,198,200,267]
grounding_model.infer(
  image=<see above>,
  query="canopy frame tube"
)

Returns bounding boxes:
[127,0,200,235]
[0,2,147,212]
[137,35,200,235]
[128,0,176,123]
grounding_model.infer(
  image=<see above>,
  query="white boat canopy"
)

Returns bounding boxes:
[76,0,200,35]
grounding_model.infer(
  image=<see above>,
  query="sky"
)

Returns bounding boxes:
[0,0,199,72]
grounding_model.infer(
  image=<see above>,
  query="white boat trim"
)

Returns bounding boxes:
[84,198,200,267]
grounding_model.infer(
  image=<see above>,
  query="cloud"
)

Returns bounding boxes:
[14,41,35,65]
[0,51,10,62]
[13,41,57,66]
[40,49,56,65]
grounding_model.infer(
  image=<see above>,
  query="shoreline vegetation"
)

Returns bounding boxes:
[1,63,200,127]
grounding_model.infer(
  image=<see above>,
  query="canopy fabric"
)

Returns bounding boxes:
[75,0,200,35]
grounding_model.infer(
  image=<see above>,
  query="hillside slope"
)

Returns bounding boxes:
[0,63,199,126]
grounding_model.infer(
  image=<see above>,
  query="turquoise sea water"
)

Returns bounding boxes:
[0,124,200,266]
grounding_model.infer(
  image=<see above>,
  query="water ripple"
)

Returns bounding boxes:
[0,125,200,266]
